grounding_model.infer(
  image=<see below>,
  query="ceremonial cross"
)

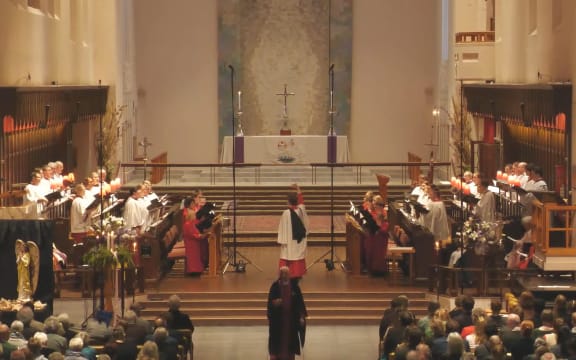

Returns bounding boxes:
[139,137,153,161]
[276,84,295,116]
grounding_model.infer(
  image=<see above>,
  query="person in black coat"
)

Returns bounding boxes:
[267,266,308,360]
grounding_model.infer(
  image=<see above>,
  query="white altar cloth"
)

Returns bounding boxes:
[220,135,349,164]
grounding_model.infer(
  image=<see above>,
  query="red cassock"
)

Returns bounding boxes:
[182,214,206,274]
[364,221,389,274]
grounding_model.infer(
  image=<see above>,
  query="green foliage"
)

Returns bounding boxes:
[115,245,135,268]
[83,245,116,270]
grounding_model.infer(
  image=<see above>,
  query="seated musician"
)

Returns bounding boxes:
[364,195,389,275]
[70,184,94,243]
[363,191,375,215]
[474,178,496,223]
[23,172,48,215]
[123,184,146,235]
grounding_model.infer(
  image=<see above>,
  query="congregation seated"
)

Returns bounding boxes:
[84,313,112,345]
[120,310,148,345]
[129,302,153,336]
[63,337,85,360]
[103,326,138,360]
[17,306,45,340]
[8,320,28,350]
[152,327,179,360]
[137,340,160,360]
[56,314,77,343]
[377,290,576,360]
[33,332,55,357]
[161,295,194,358]
[74,331,96,360]
[44,317,67,354]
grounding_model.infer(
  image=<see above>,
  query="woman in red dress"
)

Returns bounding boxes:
[182,190,209,274]
[364,195,389,275]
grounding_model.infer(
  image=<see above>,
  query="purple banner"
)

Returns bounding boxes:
[327,135,337,163]
[234,136,244,163]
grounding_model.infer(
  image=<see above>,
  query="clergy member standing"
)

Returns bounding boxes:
[277,184,309,278]
[267,266,308,360]
[475,178,496,223]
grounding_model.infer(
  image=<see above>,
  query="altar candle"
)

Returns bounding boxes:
[497,171,502,180]
[238,91,242,112]
[451,176,456,187]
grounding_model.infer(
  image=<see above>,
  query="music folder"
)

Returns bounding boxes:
[45,191,63,203]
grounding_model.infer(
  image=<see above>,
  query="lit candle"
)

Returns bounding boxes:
[238,91,242,112]
[497,171,502,180]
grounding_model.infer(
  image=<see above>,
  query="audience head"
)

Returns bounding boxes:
[69,337,84,351]
[461,295,474,313]
[56,313,71,330]
[427,301,440,317]
[405,325,423,349]
[10,350,26,360]
[520,320,534,338]
[75,331,90,347]
[27,337,43,355]
[399,311,415,327]
[112,326,126,341]
[16,307,33,326]
[430,319,445,338]
[153,327,168,343]
[490,298,502,316]
[279,266,290,283]
[506,313,520,328]
[48,352,65,360]
[433,308,448,322]
[124,310,137,324]
[153,316,167,329]
[0,324,9,342]
[137,340,159,360]
[446,319,460,334]
[10,320,24,334]
[168,295,181,311]
[44,317,59,334]
[33,331,48,346]
[541,309,554,326]
[447,332,464,358]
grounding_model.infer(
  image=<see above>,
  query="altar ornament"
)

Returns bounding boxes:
[15,239,39,302]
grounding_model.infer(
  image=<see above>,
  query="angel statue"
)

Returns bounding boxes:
[15,239,39,302]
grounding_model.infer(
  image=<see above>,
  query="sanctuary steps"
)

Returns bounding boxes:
[141,289,428,326]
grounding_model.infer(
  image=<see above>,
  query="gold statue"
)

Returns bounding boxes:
[15,239,39,301]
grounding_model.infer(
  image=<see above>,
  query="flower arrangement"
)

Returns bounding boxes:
[461,217,499,255]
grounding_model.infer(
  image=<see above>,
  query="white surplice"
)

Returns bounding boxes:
[420,200,450,242]
[475,191,496,223]
[277,204,309,261]
[123,197,145,231]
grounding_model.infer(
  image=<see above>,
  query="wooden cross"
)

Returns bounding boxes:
[276,84,295,116]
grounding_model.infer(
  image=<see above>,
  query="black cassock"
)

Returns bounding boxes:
[267,279,307,357]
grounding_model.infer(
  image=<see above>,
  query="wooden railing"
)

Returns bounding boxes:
[119,161,452,185]
[532,200,576,257]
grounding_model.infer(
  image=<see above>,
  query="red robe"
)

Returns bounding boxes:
[364,219,389,274]
[182,207,205,274]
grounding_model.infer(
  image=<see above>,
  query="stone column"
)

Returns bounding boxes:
[495,0,526,83]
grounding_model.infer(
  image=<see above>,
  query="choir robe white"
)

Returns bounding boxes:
[123,197,145,231]
[475,191,496,223]
[420,200,450,242]
[277,204,309,261]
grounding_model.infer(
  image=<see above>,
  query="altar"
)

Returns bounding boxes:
[220,135,350,164]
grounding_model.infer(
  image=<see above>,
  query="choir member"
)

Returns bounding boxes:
[516,162,528,188]
[419,185,450,246]
[23,172,47,214]
[123,184,146,235]
[70,184,92,243]
[475,178,496,222]
[524,164,548,191]
[39,164,53,196]
[182,190,209,274]
[364,195,389,274]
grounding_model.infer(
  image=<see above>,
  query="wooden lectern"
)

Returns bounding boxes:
[345,213,364,275]
[208,215,223,276]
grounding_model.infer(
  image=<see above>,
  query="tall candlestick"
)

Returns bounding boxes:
[238,91,242,112]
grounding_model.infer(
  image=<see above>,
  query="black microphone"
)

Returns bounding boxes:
[329,64,334,72]
[228,64,234,73]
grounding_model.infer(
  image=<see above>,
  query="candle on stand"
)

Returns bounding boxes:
[238,91,242,112]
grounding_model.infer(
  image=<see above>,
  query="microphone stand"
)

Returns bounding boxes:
[307,64,344,271]
[222,66,262,274]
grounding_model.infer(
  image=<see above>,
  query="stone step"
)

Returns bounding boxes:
[147,291,426,301]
